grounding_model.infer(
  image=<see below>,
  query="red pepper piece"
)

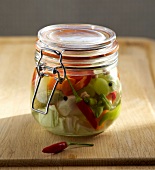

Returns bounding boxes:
[71,75,92,90]
[76,101,98,129]
[66,76,98,129]
[111,91,117,102]
[42,141,94,154]
[106,91,117,103]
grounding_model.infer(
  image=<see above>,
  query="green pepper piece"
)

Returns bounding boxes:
[84,97,97,106]
[91,105,104,118]
[99,103,121,126]
[99,93,112,110]
[95,106,104,118]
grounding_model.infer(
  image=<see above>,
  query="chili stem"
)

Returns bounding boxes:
[68,142,94,147]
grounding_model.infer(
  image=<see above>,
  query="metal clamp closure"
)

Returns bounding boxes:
[31,48,66,115]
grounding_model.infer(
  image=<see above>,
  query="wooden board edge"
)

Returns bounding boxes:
[0,158,155,167]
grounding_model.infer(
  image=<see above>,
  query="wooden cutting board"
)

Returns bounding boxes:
[0,37,155,167]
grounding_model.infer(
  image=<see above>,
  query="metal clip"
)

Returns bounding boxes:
[31,48,66,115]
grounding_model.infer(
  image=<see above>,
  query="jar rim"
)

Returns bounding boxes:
[38,24,116,51]
[35,42,119,60]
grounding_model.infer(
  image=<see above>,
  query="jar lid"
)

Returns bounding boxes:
[38,24,116,51]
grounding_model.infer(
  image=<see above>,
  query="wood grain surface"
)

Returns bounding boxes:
[0,37,155,167]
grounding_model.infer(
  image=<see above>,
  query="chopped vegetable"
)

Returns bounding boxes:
[92,106,104,118]
[84,97,97,106]
[99,94,112,110]
[76,101,98,129]
[96,110,109,130]
[66,76,98,129]
[93,78,109,95]
[31,67,122,136]
[57,96,79,117]
[73,75,92,91]
[106,91,117,103]
[39,105,59,128]
[48,75,91,96]
[99,103,121,126]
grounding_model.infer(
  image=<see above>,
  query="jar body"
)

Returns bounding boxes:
[31,64,121,136]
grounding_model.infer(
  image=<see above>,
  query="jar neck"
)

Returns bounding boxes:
[35,49,118,76]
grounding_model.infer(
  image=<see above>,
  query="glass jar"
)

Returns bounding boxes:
[31,24,122,136]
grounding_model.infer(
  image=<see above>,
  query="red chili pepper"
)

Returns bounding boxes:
[42,141,94,154]
[66,76,98,129]
[42,141,67,153]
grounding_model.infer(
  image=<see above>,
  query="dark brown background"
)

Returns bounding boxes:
[0,0,154,38]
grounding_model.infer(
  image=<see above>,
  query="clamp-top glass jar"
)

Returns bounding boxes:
[31,24,122,136]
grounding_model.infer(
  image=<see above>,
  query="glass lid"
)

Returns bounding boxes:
[38,24,116,50]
